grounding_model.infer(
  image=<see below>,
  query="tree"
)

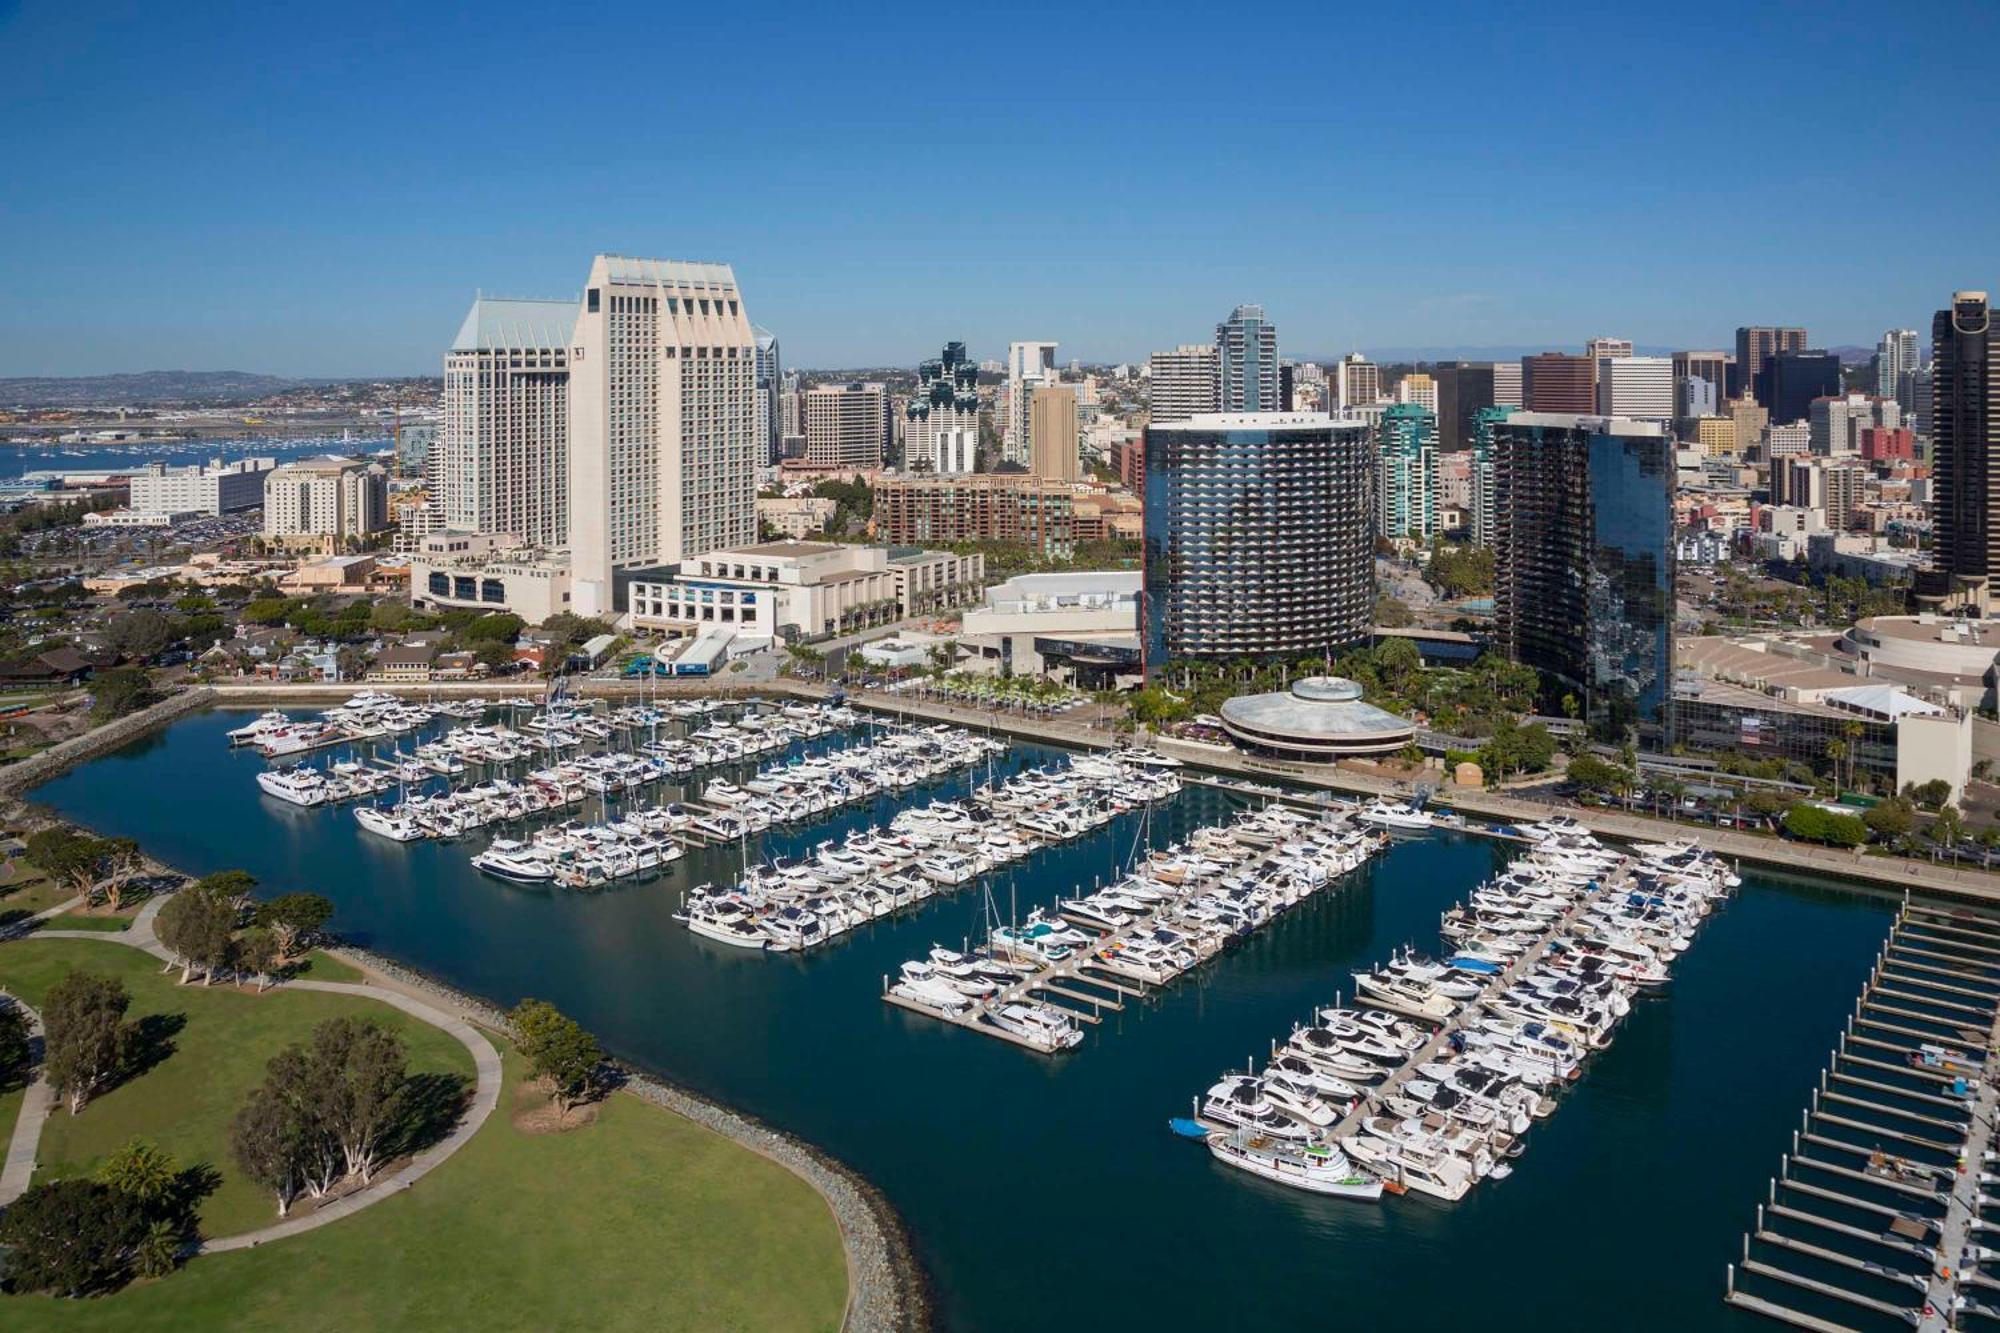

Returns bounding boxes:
[199,868,261,913]
[0,1178,145,1295]
[230,1084,314,1218]
[1934,804,1967,852]
[236,926,281,991]
[1863,799,1915,840]
[43,969,132,1114]
[154,882,239,985]
[1374,591,1415,628]
[89,666,157,722]
[95,1137,179,1212]
[25,828,124,906]
[255,891,333,964]
[1783,803,1867,848]
[0,999,29,1082]
[463,612,524,642]
[510,999,603,1118]
[106,608,176,661]
[307,1017,409,1184]
[1565,753,1630,798]
[1905,779,1953,812]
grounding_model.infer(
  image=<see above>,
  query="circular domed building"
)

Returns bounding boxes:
[1218,676,1417,763]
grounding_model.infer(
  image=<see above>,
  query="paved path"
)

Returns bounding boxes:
[0,911,504,1250]
[0,995,47,1207]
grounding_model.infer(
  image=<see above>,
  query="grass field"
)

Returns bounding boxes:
[0,939,849,1331]
[0,939,475,1238]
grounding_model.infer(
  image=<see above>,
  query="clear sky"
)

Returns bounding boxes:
[3,0,1997,378]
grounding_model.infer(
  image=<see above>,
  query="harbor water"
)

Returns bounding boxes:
[29,709,1897,1331]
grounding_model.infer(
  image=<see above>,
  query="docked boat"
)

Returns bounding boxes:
[257,767,329,807]
[1206,1130,1383,1201]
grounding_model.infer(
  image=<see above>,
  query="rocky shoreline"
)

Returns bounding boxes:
[335,946,932,1333]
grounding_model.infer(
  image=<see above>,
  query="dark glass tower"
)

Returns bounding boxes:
[1932,291,1999,605]
[1755,349,1842,425]
[1141,413,1371,670]
[1495,413,1676,742]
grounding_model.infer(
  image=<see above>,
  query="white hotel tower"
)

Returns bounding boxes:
[567,255,761,616]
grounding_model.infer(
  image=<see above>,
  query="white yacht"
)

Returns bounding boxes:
[471,839,554,884]
[1206,1131,1383,1201]
[1356,798,1435,832]
[257,768,329,807]
[679,899,770,950]
[354,805,425,841]
[988,1001,1083,1052]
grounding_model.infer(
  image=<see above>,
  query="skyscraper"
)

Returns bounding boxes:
[567,254,760,616]
[1735,325,1808,401]
[803,382,889,469]
[1491,361,1524,408]
[1929,291,2000,608]
[1595,356,1674,420]
[753,326,783,464]
[1214,305,1279,412]
[1395,372,1439,416]
[1495,413,1675,741]
[1672,350,1730,406]
[1431,363,1498,452]
[1468,405,1507,549]
[1757,349,1843,425]
[1809,393,1900,456]
[1375,403,1438,544]
[1142,412,1371,668]
[1521,353,1595,413]
[1584,337,1632,391]
[1147,344,1219,423]
[1334,352,1382,410]
[905,341,980,475]
[1876,328,1921,405]
[1029,385,1080,482]
[440,296,573,548]
[1005,341,1059,465]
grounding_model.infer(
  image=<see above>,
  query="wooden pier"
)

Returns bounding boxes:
[1725,896,2000,1333]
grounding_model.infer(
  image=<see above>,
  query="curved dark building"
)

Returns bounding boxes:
[1928,291,1999,613]
[1140,412,1371,668]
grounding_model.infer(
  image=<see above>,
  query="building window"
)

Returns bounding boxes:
[587,289,600,313]
[428,572,448,596]
[481,579,506,604]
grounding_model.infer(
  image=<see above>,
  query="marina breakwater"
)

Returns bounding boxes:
[0,684,215,797]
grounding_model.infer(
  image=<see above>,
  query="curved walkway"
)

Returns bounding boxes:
[0,996,47,1207]
[0,902,503,1252]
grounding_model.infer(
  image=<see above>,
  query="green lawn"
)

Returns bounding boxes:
[0,865,73,923]
[45,911,131,932]
[0,939,475,1239]
[10,1049,848,1332]
[288,949,363,984]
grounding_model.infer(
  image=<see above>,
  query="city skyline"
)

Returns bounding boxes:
[3,2,1997,378]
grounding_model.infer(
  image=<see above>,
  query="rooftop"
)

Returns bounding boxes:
[1219,676,1417,741]
[452,297,576,353]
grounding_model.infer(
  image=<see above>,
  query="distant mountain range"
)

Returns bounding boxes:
[0,370,310,408]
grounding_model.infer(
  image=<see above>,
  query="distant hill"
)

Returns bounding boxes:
[0,370,308,408]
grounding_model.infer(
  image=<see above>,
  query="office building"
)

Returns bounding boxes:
[1395,371,1438,416]
[1141,412,1371,668]
[1730,396,1769,455]
[1375,403,1437,544]
[1677,375,1719,421]
[1735,325,1809,400]
[1596,355,1674,419]
[393,423,437,480]
[1494,413,1674,739]
[1912,365,1936,437]
[1928,291,2000,608]
[1776,456,1867,529]
[1029,384,1080,482]
[1810,392,1901,456]
[874,474,1077,557]
[410,533,573,622]
[1673,350,1731,402]
[1335,352,1382,410]
[264,456,389,546]
[1431,362,1499,452]
[1758,349,1844,425]
[1491,360,1524,408]
[1005,340,1059,465]
[1876,328,1921,404]
[904,340,980,475]
[1766,421,1812,458]
[1148,344,1219,423]
[802,382,888,469]
[1585,337,1632,389]
[1522,353,1595,413]
[1214,305,1279,412]
[566,254,760,616]
[1468,405,1506,548]
[440,296,572,548]
[1860,426,1915,463]
[130,456,275,517]
[754,326,782,464]
[1694,416,1738,458]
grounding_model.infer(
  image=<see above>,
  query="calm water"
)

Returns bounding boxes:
[0,437,387,480]
[31,710,1896,1331]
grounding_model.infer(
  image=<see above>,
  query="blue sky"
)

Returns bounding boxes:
[3,0,1997,377]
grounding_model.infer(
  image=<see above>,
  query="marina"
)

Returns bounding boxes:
[1726,899,2000,1333]
[21,705,1914,1332]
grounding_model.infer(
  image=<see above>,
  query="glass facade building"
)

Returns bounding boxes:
[1142,412,1371,669]
[1375,402,1438,543]
[1494,413,1675,741]
[1214,305,1279,412]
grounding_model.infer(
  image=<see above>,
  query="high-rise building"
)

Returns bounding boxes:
[1494,413,1675,740]
[1912,365,1936,437]
[1431,363,1499,452]
[1029,384,1080,482]
[1584,338,1632,390]
[1735,325,1809,401]
[1758,349,1843,425]
[1005,341,1059,465]
[1375,403,1438,543]
[904,340,980,475]
[1491,361,1524,408]
[440,296,572,547]
[1214,305,1279,412]
[1676,375,1719,421]
[803,382,888,469]
[1672,350,1731,400]
[1809,393,1900,456]
[1147,344,1219,423]
[1334,353,1383,410]
[1521,353,1595,413]
[1142,412,1371,668]
[1596,355,1674,420]
[753,327,782,464]
[566,255,759,616]
[1876,328,1921,404]
[1730,396,1769,456]
[1395,372,1438,416]
[263,456,390,545]
[1929,291,2000,607]
[1694,417,1737,458]
[1468,405,1507,548]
